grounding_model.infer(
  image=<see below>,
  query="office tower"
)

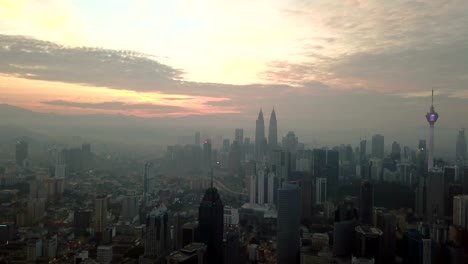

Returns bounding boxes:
[266,171,277,205]
[315,177,327,205]
[446,183,463,218]
[182,222,199,247]
[94,195,108,234]
[198,186,224,264]
[417,140,427,176]
[312,149,327,177]
[97,245,112,264]
[268,108,278,150]
[144,209,170,261]
[74,210,91,236]
[0,223,17,244]
[354,226,383,262]
[333,198,358,257]
[222,139,230,153]
[376,210,396,264]
[255,109,266,162]
[203,139,212,172]
[257,168,266,205]
[270,149,291,182]
[228,140,241,175]
[453,195,468,229]
[359,181,374,225]
[426,169,445,222]
[195,132,201,146]
[371,134,384,159]
[234,129,244,144]
[426,90,439,170]
[456,129,467,166]
[327,150,339,200]
[26,238,42,262]
[166,243,207,264]
[277,182,300,264]
[300,179,314,220]
[81,143,92,169]
[121,194,138,221]
[391,141,401,161]
[223,227,240,264]
[360,139,367,178]
[15,140,28,167]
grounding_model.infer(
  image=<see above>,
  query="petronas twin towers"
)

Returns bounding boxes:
[255,108,278,161]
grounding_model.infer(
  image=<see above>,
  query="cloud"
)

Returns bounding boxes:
[0,34,184,92]
[41,100,184,113]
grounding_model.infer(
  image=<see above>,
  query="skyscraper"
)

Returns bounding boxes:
[255,109,266,162]
[94,195,108,234]
[144,209,170,262]
[426,90,439,170]
[277,182,300,264]
[453,195,468,229]
[268,108,278,151]
[315,177,327,205]
[426,169,445,222]
[198,186,224,263]
[195,132,201,147]
[235,128,244,143]
[456,129,467,166]
[391,141,401,161]
[371,134,384,159]
[203,139,212,172]
[359,181,374,225]
[15,140,28,167]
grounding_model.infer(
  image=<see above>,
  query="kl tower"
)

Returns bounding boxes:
[426,89,439,170]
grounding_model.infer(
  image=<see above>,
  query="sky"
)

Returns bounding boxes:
[0,0,468,150]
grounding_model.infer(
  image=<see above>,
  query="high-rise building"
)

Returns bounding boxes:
[270,149,291,182]
[375,210,396,264]
[166,243,207,264]
[74,210,91,236]
[371,134,384,159]
[97,245,112,264]
[354,226,383,262]
[255,109,266,162]
[456,129,467,166]
[360,139,367,178]
[453,195,468,229]
[426,169,445,222]
[417,140,427,176]
[277,182,300,264]
[195,132,201,147]
[300,179,314,220]
[144,209,170,261]
[121,194,138,221]
[94,195,108,234]
[268,108,278,151]
[203,139,212,172]
[235,129,244,144]
[315,177,327,205]
[312,149,327,178]
[228,140,241,175]
[333,198,358,257]
[391,141,401,161]
[425,90,439,170]
[326,150,339,200]
[359,181,374,225]
[198,186,224,264]
[15,140,28,167]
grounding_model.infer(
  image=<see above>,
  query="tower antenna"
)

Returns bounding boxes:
[210,167,214,188]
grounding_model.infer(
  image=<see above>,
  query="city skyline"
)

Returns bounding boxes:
[1,1,468,144]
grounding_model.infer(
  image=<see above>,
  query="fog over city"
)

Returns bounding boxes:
[1,1,468,264]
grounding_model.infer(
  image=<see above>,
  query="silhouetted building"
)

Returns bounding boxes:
[277,182,300,264]
[144,209,170,262]
[456,129,467,166]
[315,177,327,205]
[15,140,28,167]
[391,141,401,161]
[94,195,108,235]
[74,210,91,236]
[268,108,278,151]
[375,210,396,264]
[182,222,199,248]
[198,187,224,264]
[453,195,468,229]
[255,109,266,162]
[166,243,207,264]
[359,181,374,225]
[354,226,383,262]
[203,139,212,172]
[228,140,241,175]
[426,169,445,222]
[371,134,384,159]
[333,198,358,257]
[300,179,314,220]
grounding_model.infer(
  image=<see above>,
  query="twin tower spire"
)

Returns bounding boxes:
[255,108,277,161]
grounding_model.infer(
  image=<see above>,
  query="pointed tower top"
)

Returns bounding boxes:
[271,107,276,118]
[258,108,264,119]
[432,89,434,106]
